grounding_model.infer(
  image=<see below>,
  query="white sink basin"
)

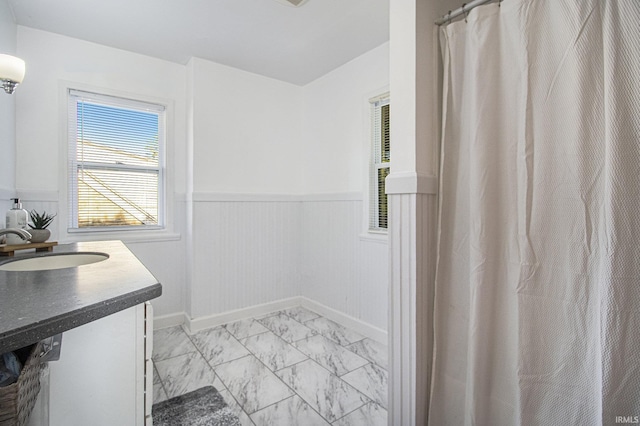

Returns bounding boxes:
[0,253,109,272]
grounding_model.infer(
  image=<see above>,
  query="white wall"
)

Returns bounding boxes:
[0,0,17,211]
[387,0,460,424]
[190,57,304,194]
[15,27,188,193]
[15,27,187,317]
[302,42,389,194]
[301,199,388,330]
[13,25,390,332]
[185,46,390,331]
[186,57,305,320]
[300,43,390,330]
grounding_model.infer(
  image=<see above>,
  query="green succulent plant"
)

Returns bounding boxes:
[29,210,57,230]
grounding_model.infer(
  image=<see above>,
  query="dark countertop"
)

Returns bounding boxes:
[0,240,162,353]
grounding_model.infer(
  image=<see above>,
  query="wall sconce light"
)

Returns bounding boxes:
[0,54,26,95]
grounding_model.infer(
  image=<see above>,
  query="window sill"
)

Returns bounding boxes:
[62,230,181,244]
[359,232,388,244]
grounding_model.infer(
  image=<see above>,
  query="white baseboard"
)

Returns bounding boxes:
[298,297,388,344]
[153,312,188,330]
[184,297,305,334]
[159,296,388,344]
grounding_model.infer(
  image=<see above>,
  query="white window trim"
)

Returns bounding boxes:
[58,81,179,243]
[361,87,390,242]
[369,91,390,232]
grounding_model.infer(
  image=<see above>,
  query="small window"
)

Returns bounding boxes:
[67,90,165,231]
[369,93,390,232]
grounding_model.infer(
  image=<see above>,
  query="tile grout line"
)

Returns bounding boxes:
[152,326,203,401]
[153,309,386,425]
[293,334,371,377]
[283,330,376,423]
[151,349,199,364]
[264,310,377,422]
[301,316,369,348]
[215,314,330,423]
[183,328,257,425]
[256,310,319,344]
[244,311,344,424]
[243,313,331,422]
[249,332,371,423]
[152,362,171,405]
[331,401,380,425]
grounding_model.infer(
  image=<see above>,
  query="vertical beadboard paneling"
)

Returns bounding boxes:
[191,200,301,319]
[301,199,389,331]
[12,192,390,333]
[416,193,437,425]
[388,192,437,426]
[389,193,415,426]
[190,197,389,332]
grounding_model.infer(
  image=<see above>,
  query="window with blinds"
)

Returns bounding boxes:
[68,89,165,231]
[369,94,390,232]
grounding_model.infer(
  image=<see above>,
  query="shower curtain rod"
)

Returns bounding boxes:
[435,0,495,26]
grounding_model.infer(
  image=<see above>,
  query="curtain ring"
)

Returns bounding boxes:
[447,10,452,24]
[462,3,469,23]
[498,0,503,7]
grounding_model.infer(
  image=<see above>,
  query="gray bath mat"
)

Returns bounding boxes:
[152,386,241,426]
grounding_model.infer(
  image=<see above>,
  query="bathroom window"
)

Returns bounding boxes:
[67,89,165,231]
[369,93,390,232]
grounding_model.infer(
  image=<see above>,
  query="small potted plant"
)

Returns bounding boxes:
[28,210,56,243]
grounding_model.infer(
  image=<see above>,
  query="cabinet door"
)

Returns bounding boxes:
[49,305,145,426]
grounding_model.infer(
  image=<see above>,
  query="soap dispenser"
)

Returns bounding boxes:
[6,198,29,245]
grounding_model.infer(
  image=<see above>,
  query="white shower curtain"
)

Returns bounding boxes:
[430,0,640,425]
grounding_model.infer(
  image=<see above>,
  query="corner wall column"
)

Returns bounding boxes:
[387,174,438,426]
[389,0,448,423]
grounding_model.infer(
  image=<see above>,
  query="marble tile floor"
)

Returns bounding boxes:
[152,306,388,426]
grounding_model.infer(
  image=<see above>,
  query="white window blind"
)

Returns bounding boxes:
[68,89,165,231]
[369,94,390,231]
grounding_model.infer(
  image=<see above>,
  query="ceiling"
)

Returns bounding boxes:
[7,0,390,86]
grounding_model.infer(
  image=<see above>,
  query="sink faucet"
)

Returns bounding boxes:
[0,228,32,242]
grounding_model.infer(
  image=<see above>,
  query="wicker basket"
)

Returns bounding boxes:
[0,342,43,426]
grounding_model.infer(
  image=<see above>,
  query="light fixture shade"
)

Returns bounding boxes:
[0,54,26,84]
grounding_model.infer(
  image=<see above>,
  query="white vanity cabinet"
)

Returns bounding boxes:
[45,302,154,426]
[1,241,161,426]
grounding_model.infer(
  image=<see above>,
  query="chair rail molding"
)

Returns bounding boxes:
[386,171,438,195]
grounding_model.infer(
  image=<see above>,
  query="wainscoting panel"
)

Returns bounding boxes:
[190,200,302,319]
[301,199,389,331]
[388,192,438,426]
[10,190,391,337]
[189,196,389,333]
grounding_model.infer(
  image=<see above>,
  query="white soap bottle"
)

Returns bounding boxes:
[6,198,29,245]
